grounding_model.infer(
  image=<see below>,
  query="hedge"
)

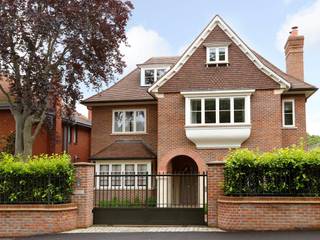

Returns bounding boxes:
[0,153,75,204]
[224,147,320,196]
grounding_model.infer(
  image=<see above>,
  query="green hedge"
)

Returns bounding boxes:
[224,147,320,196]
[0,153,75,204]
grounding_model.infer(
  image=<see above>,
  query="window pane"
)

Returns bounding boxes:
[136,111,145,132]
[99,165,109,187]
[205,99,216,123]
[137,164,147,186]
[219,98,230,110]
[144,69,155,85]
[114,112,124,132]
[125,111,134,132]
[234,98,245,110]
[191,99,202,124]
[111,164,121,186]
[125,164,135,186]
[284,102,293,114]
[285,113,293,125]
[234,111,245,123]
[209,48,216,62]
[157,69,166,79]
[219,48,226,61]
[191,99,201,111]
[219,98,231,123]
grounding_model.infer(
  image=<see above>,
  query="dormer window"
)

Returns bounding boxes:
[141,67,169,86]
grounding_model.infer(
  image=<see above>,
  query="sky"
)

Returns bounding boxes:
[78,0,320,135]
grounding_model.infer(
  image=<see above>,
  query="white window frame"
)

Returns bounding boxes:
[282,99,296,128]
[183,90,254,127]
[206,46,229,64]
[95,161,152,190]
[112,109,147,134]
[140,67,170,86]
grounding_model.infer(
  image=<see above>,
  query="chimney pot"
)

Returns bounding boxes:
[290,26,299,37]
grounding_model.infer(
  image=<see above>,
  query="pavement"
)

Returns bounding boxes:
[14,226,320,240]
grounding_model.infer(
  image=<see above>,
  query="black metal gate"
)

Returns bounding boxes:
[93,173,208,225]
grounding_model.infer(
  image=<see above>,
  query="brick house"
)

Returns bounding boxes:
[83,15,317,188]
[0,77,91,162]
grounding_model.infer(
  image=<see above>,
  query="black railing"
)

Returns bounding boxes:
[0,174,72,204]
[224,167,320,196]
[94,172,207,209]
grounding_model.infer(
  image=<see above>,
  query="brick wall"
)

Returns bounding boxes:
[282,94,306,147]
[91,104,157,155]
[0,204,77,237]
[68,126,91,162]
[217,196,320,230]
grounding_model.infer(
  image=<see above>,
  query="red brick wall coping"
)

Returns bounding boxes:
[218,196,320,231]
[0,203,77,212]
[0,203,78,237]
[218,196,320,204]
[73,162,95,167]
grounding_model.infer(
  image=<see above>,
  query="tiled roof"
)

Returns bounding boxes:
[90,140,156,160]
[252,51,317,91]
[82,56,179,104]
[73,112,91,127]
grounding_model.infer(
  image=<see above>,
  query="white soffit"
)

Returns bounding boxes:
[148,15,291,93]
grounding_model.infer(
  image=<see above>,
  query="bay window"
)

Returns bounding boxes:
[113,109,146,133]
[187,96,249,125]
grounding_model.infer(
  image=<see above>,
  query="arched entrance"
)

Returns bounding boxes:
[169,155,199,206]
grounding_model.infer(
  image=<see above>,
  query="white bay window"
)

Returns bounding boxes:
[182,90,254,149]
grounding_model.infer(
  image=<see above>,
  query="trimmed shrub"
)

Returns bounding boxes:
[0,153,75,204]
[224,147,320,196]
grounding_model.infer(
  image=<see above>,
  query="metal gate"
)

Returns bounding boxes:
[93,173,208,225]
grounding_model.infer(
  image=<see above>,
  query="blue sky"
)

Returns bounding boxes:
[80,0,320,135]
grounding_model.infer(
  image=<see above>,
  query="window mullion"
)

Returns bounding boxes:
[216,98,220,124]
[231,97,234,124]
[133,110,136,132]
[201,98,205,124]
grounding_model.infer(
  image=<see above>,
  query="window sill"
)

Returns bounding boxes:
[282,126,297,130]
[206,62,229,66]
[110,132,147,136]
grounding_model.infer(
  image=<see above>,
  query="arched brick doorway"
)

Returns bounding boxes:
[168,155,199,206]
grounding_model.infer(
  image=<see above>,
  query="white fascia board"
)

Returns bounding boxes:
[181,89,255,97]
[148,15,291,94]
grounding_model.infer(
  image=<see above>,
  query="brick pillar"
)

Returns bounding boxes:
[207,161,225,227]
[72,162,94,228]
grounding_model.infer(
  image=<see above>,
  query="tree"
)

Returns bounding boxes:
[0,0,133,156]
[307,134,320,147]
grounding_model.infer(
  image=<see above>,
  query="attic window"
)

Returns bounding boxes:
[141,67,169,86]
[206,46,229,65]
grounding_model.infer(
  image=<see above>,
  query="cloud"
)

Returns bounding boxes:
[277,0,320,50]
[120,26,172,74]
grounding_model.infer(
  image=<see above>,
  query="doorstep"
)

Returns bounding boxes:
[64,225,224,233]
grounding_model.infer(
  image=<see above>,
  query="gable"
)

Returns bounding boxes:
[158,25,280,93]
[149,15,292,94]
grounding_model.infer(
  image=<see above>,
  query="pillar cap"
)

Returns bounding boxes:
[73,162,95,167]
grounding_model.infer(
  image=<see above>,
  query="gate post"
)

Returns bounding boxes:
[72,162,95,228]
[207,161,225,227]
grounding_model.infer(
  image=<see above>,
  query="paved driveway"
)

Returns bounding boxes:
[20,231,320,240]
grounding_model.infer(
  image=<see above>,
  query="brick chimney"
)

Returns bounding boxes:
[284,26,304,80]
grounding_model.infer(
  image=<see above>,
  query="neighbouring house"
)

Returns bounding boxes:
[82,15,317,198]
[0,78,91,162]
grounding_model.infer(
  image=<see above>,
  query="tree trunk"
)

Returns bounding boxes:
[13,113,24,155]
[23,116,33,157]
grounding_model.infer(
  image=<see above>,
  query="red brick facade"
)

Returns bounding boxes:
[217,196,320,230]
[91,103,157,156]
